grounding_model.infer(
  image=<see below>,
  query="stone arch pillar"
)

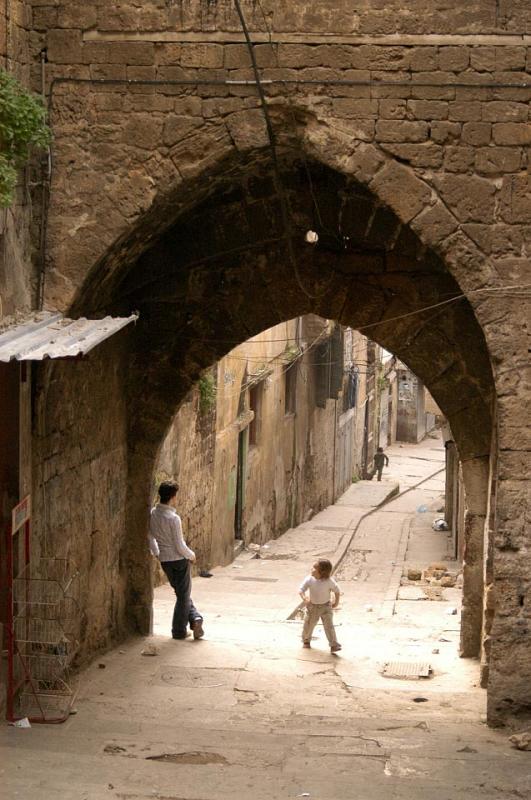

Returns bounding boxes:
[459,455,491,657]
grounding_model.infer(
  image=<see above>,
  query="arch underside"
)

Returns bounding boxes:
[79,155,494,466]
[59,152,495,684]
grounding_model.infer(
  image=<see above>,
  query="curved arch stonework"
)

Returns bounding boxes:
[30,4,530,727]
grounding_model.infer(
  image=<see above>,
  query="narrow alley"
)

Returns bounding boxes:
[2,441,529,799]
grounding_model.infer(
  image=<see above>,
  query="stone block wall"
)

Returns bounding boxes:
[12,1,530,724]
[155,384,216,570]
[32,333,130,661]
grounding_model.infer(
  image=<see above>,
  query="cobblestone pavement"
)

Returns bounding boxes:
[2,439,530,799]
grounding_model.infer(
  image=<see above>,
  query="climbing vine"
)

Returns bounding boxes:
[198,373,217,415]
[0,68,51,207]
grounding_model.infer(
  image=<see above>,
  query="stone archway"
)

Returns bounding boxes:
[39,104,527,725]
[64,141,494,658]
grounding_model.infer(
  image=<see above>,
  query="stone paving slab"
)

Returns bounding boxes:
[335,479,399,506]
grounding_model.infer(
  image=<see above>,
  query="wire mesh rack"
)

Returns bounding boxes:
[11,558,80,723]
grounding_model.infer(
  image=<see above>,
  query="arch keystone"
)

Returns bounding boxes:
[225,109,269,151]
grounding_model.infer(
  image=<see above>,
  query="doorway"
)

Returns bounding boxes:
[234,429,246,541]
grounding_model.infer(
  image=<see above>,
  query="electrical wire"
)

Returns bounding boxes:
[355,284,531,333]
[210,320,388,407]
[167,283,531,348]
[233,0,318,300]
[215,323,331,402]
[196,331,384,431]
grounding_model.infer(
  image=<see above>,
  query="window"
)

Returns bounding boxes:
[343,366,359,412]
[248,382,263,445]
[313,325,344,408]
[284,364,297,415]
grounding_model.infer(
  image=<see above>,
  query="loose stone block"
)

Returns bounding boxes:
[494,47,526,72]
[225,109,269,151]
[443,145,475,172]
[154,43,182,66]
[470,46,496,72]
[438,46,470,72]
[482,102,529,122]
[499,175,531,224]
[331,98,378,119]
[181,44,224,69]
[492,123,531,146]
[32,7,59,29]
[461,122,491,146]
[448,101,482,122]
[46,28,83,64]
[475,147,523,175]
[84,41,155,66]
[411,202,459,245]
[370,160,431,223]
[430,121,461,144]
[375,120,429,143]
[434,174,496,222]
[378,99,407,119]
[122,115,164,150]
[409,47,437,72]
[382,142,443,168]
[163,116,204,147]
[408,99,448,120]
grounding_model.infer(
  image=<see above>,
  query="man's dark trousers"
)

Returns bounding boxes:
[161,559,202,639]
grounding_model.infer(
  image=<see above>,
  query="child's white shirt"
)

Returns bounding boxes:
[300,575,340,604]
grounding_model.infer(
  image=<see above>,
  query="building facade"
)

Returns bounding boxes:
[155,316,377,571]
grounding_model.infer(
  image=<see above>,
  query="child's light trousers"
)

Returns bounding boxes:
[302,602,338,646]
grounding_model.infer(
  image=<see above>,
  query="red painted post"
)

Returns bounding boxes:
[5,520,15,722]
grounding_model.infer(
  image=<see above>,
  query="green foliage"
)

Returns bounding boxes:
[0,69,51,207]
[377,375,389,393]
[198,373,217,415]
[283,344,301,363]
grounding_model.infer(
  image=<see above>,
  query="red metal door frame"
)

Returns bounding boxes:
[5,495,31,722]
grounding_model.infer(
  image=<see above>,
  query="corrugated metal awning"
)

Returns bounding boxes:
[0,311,138,362]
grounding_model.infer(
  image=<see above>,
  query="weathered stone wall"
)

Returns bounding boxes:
[17,1,530,724]
[0,3,36,711]
[156,384,216,569]
[154,318,372,575]
[26,1,531,40]
[0,1,35,318]
[32,333,130,660]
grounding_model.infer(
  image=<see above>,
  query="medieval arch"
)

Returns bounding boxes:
[34,116,510,717]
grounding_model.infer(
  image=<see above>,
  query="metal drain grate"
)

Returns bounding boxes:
[382,661,432,680]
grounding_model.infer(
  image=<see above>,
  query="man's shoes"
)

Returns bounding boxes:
[330,643,342,653]
[172,632,191,640]
[192,620,204,640]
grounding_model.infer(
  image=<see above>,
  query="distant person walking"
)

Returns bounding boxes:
[299,559,341,653]
[371,447,389,482]
[148,481,204,641]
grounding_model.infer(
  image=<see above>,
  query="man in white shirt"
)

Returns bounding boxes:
[149,481,204,640]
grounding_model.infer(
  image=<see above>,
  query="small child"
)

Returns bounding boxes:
[299,559,341,653]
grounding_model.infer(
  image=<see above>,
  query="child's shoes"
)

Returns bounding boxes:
[330,643,342,653]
